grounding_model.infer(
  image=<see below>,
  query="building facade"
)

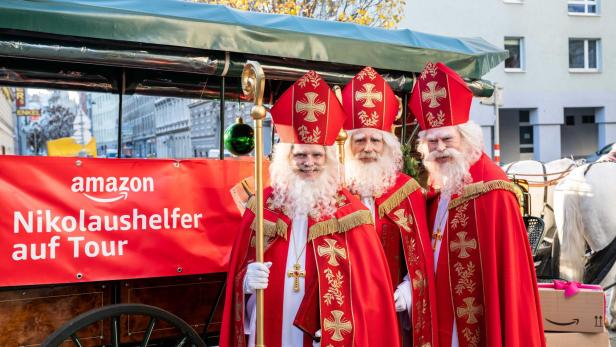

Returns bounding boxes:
[89,92,119,157]
[189,100,261,158]
[403,0,616,162]
[123,95,156,158]
[154,97,194,159]
[0,87,15,155]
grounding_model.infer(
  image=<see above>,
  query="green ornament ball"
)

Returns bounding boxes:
[224,118,254,156]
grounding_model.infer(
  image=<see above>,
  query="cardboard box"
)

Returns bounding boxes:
[545,331,609,347]
[539,286,605,333]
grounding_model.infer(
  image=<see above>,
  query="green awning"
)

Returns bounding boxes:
[0,0,507,79]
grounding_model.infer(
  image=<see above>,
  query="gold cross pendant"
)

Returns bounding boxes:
[431,229,443,250]
[287,263,306,292]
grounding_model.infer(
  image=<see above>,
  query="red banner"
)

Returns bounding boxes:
[0,155,256,287]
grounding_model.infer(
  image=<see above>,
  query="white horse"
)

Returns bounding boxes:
[555,162,616,328]
[502,158,578,236]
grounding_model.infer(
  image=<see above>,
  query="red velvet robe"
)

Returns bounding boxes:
[220,187,400,347]
[373,173,438,347]
[429,154,545,347]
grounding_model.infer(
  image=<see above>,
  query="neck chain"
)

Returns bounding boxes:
[287,228,307,292]
[431,195,450,250]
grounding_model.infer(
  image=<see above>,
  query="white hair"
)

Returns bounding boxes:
[344,128,402,198]
[457,121,485,161]
[269,143,339,220]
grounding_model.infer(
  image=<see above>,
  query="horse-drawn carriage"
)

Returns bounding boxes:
[0,1,507,346]
[504,156,616,332]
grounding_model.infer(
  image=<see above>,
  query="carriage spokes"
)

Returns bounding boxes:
[42,304,206,347]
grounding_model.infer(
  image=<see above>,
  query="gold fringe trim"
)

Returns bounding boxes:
[448,180,522,210]
[247,196,288,239]
[308,210,374,241]
[378,179,421,218]
[250,217,288,240]
[246,195,257,214]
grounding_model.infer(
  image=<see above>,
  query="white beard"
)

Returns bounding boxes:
[345,153,398,198]
[424,148,472,197]
[270,166,338,220]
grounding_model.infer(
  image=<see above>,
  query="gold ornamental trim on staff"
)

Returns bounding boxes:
[333,85,347,186]
[242,60,267,347]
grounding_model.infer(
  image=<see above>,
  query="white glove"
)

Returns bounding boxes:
[243,262,272,294]
[393,278,412,312]
[312,329,322,347]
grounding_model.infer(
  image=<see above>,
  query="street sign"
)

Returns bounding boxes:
[479,86,504,106]
[16,109,41,117]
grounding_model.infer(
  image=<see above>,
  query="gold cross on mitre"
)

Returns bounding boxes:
[287,263,306,292]
[295,92,326,122]
[355,83,383,108]
[422,81,447,108]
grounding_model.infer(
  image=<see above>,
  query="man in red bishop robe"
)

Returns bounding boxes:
[341,66,437,347]
[220,71,400,347]
[409,62,545,347]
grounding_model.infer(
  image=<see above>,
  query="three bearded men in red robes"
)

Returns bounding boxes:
[221,62,545,347]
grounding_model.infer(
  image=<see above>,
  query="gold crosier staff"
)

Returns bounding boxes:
[241,61,267,347]
[333,85,347,186]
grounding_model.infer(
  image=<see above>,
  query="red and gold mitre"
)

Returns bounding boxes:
[409,62,472,130]
[341,66,398,132]
[270,71,346,145]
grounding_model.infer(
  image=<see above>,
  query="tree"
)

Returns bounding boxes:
[22,101,77,155]
[24,122,44,155]
[194,0,406,28]
[40,104,76,141]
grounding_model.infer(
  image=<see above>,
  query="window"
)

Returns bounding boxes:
[519,111,534,155]
[582,115,595,124]
[568,0,598,15]
[569,39,600,71]
[519,127,533,145]
[504,37,524,71]
[566,116,575,126]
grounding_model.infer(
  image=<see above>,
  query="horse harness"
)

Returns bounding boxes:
[505,161,577,220]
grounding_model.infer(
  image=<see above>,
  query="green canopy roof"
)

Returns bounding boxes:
[0,0,507,79]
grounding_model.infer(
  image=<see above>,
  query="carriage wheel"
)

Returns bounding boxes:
[42,303,206,347]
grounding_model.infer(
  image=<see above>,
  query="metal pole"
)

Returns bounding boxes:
[117,69,125,158]
[401,93,408,144]
[219,77,226,160]
[493,84,500,165]
[242,61,266,347]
